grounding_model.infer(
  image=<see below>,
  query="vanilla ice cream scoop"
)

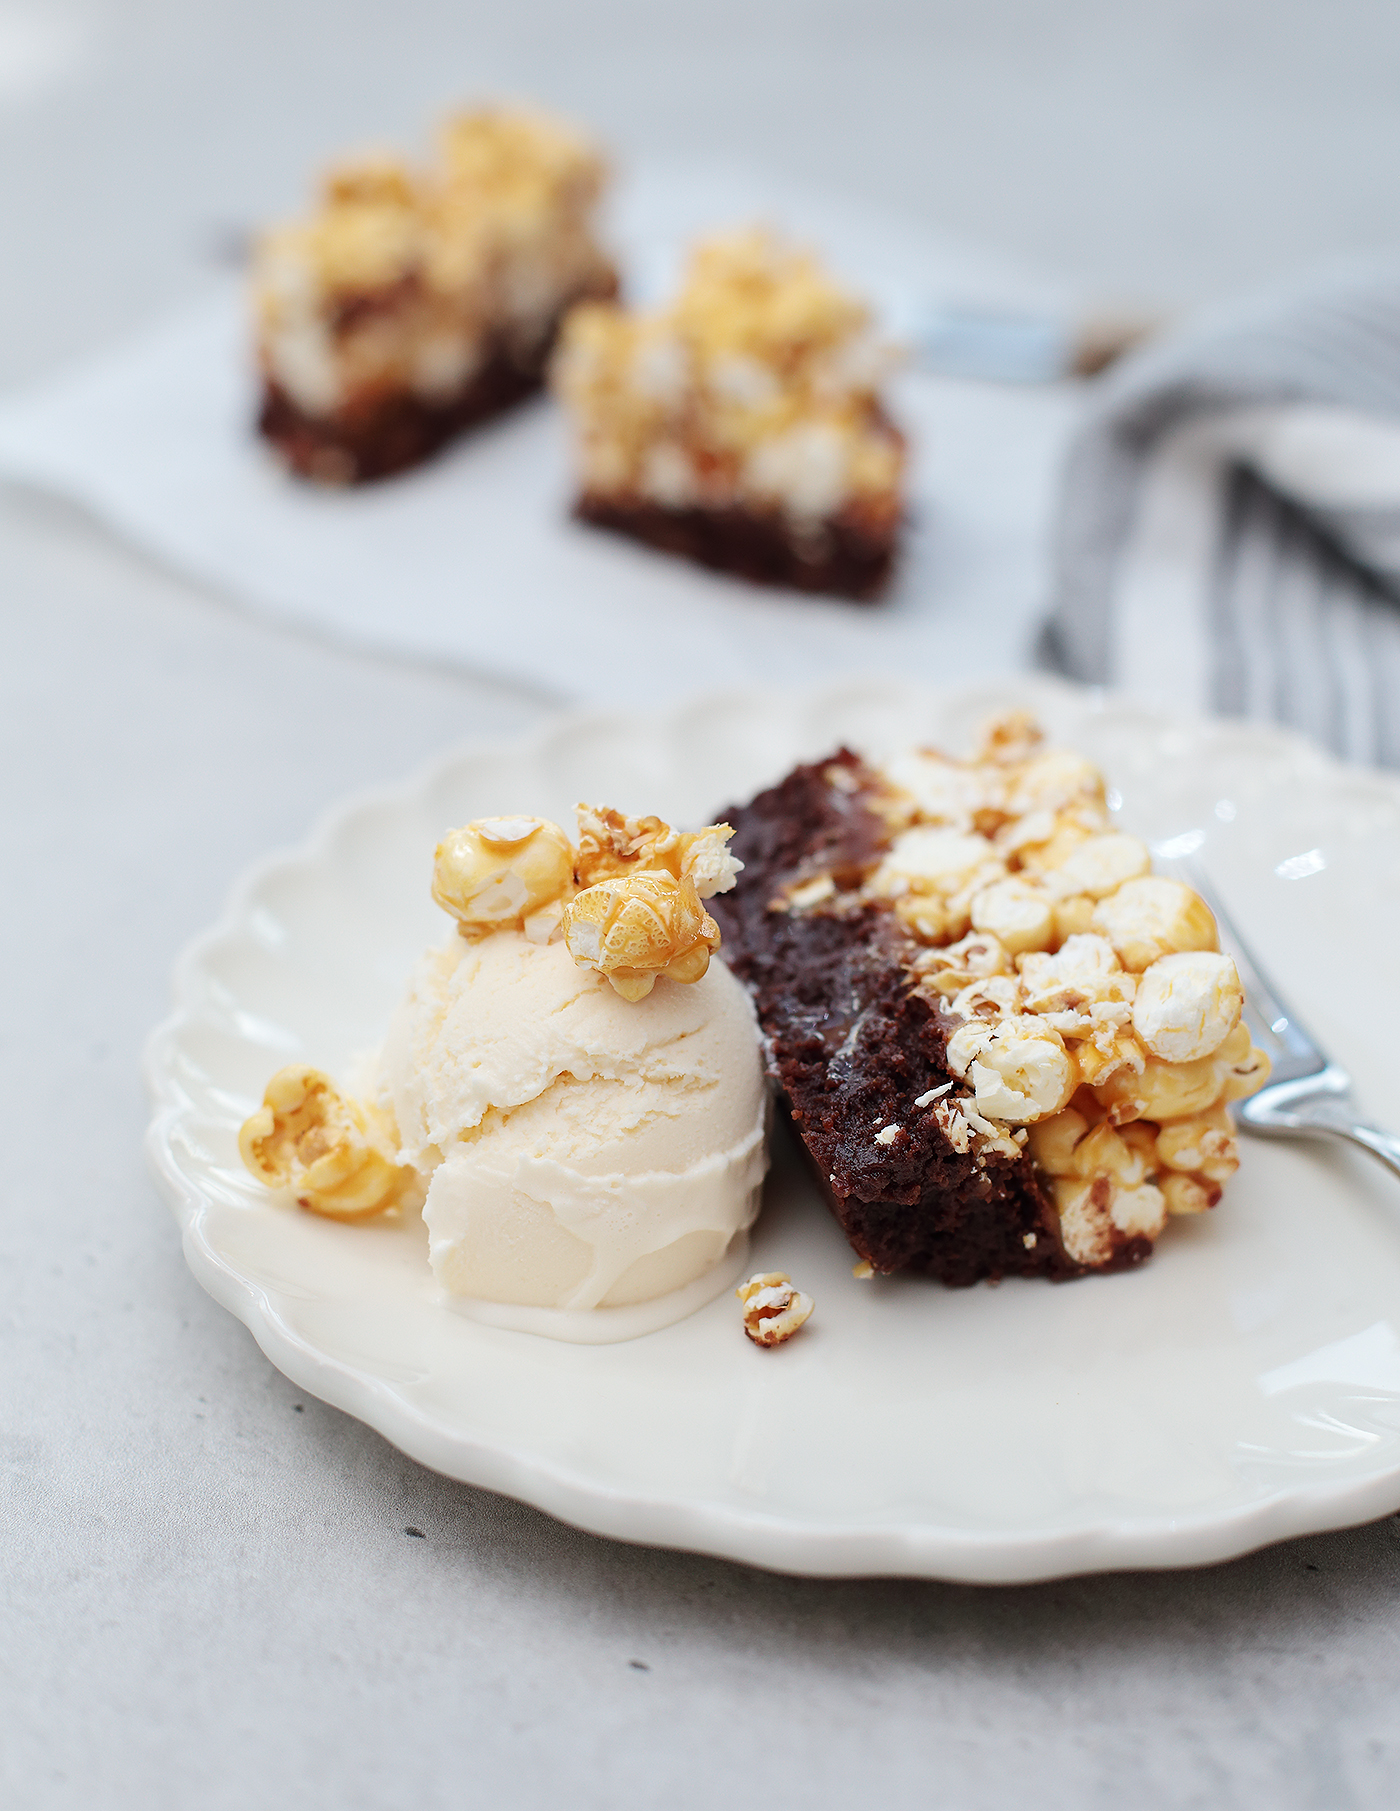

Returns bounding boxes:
[380,929,768,1318]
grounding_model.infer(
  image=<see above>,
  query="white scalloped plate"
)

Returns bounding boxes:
[145,677,1400,1582]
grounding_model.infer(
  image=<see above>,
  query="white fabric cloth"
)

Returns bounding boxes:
[1045,263,1400,766]
[0,163,1077,707]
[1109,408,1400,763]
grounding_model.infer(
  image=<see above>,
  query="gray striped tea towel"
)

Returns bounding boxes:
[1041,261,1400,767]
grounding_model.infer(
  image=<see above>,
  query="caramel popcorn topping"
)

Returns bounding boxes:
[432,815,576,942]
[574,803,741,896]
[238,1065,412,1220]
[253,106,614,424]
[551,227,904,527]
[427,802,738,1000]
[563,871,722,1001]
[780,711,1272,1268]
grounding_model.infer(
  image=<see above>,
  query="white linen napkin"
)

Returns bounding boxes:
[1044,263,1400,766]
[0,163,1078,707]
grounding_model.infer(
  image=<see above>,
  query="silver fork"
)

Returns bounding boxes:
[1166,858,1400,1183]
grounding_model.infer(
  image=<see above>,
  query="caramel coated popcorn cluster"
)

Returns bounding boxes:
[429,802,740,1000]
[737,1271,814,1346]
[551,228,905,529]
[785,713,1272,1268]
[432,815,576,943]
[562,871,722,1002]
[574,804,742,895]
[253,107,614,437]
[238,1065,413,1220]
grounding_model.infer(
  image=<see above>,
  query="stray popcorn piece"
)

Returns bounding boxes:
[238,1065,412,1220]
[432,816,575,941]
[737,1271,814,1346]
[574,804,743,897]
[563,870,722,1000]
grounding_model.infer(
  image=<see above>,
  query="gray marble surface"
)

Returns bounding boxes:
[8,5,1400,1806]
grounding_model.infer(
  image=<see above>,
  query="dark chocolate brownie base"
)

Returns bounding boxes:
[574,496,899,601]
[711,749,1152,1285]
[259,281,615,484]
[260,348,541,484]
